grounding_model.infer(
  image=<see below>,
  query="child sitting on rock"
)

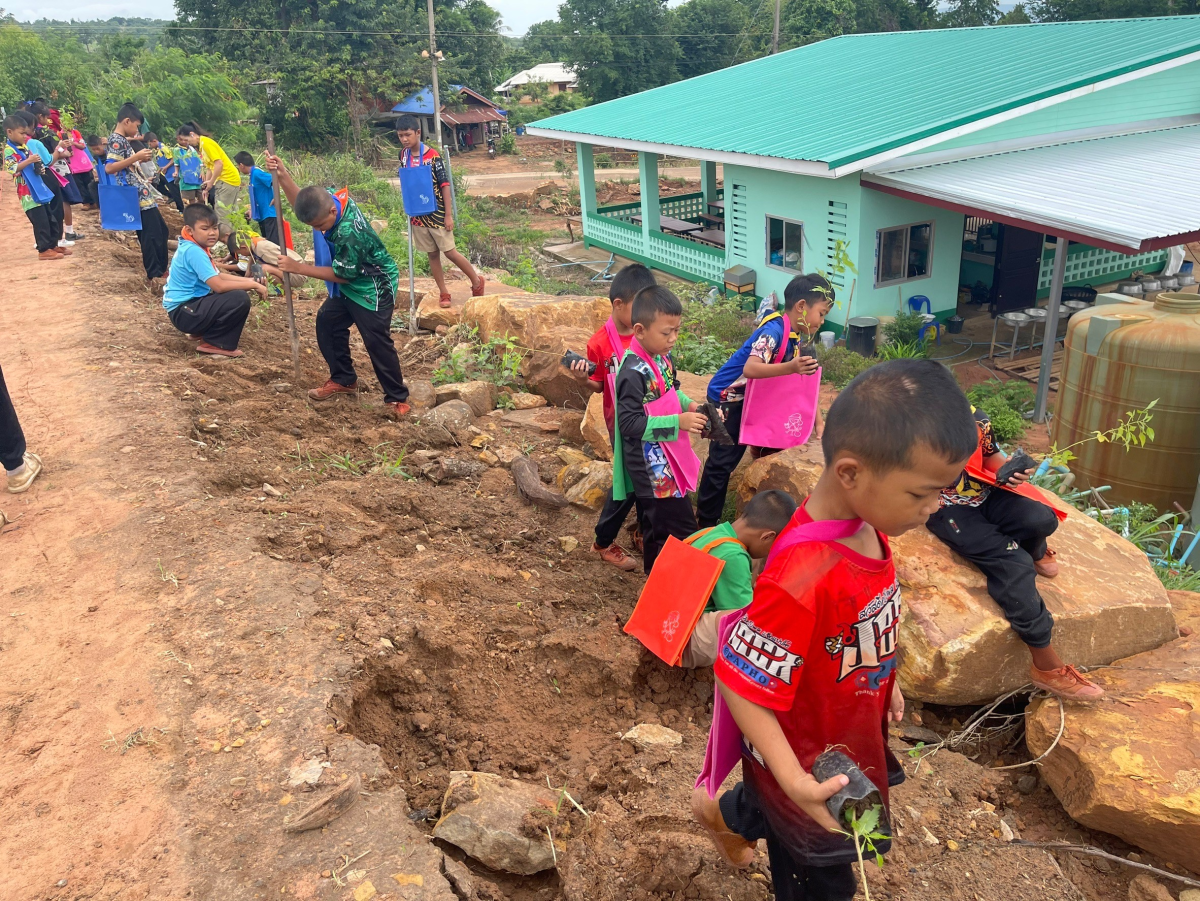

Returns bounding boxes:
[679,489,798,668]
[925,406,1103,701]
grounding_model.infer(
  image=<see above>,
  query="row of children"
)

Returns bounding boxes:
[567,268,1107,899]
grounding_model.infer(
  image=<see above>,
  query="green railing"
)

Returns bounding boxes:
[1036,244,1167,297]
[595,189,725,224]
[583,212,726,284]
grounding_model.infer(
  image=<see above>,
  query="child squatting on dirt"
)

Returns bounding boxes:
[565,263,659,572]
[264,149,412,420]
[611,285,708,574]
[926,407,1105,700]
[678,489,799,669]
[694,360,979,900]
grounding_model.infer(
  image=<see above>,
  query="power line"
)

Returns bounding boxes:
[14,22,758,38]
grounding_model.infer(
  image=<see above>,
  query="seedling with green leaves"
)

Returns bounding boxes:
[842,804,889,901]
[1047,400,1157,468]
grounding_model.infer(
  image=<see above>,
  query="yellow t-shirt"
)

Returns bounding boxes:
[198,136,241,187]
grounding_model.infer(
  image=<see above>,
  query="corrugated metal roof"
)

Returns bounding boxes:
[862,124,1200,251]
[442,108,506,125]
[496,63,578,93]
[531,17,1200,170]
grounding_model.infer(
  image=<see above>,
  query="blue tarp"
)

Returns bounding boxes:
[390,85,468,115]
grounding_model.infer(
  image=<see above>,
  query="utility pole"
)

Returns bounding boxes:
[424,0,458,218]
[772,0,781,54]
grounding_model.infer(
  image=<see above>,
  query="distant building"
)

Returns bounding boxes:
[495,63,578,101]
[390,85,506,150]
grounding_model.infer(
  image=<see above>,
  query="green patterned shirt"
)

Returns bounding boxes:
[325,195,400,311]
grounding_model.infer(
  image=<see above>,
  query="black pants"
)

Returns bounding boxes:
[136,206,170,279]
[257,217,279,245]
[720,783,856,901]
[25,205,57,253]
[38,171,65,244]
[167,291,252,351]
[926,490,1059,648]
[640,495,697,574]
[696,400,748,528]
[315,292,409,404]
[74,169,96,205]
[0,362,27,472]
[154,176,184,213]
[594,488,644,549]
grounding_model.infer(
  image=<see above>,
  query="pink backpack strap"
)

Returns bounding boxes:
[629,337,668,395]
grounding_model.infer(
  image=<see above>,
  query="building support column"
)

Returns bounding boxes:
[576,143,596,222]
[700,160,718,211]
[1033,236,1067,423]
[638,151,660,246]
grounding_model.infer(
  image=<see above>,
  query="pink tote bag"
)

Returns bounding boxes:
[603,317,623,402]
[739,314,822,450]
[629,339,702,495]
[694,515,866,798]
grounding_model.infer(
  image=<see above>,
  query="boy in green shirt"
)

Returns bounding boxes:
[680,489,798,668]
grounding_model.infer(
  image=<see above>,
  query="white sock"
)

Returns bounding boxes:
[6,463,26,477]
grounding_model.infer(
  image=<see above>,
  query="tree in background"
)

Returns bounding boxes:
[940,0,1001,26]
[1028,0,1197,18]
[523,20,573,62]
[671,0,750,79]
[780,0,858,47]
[559,0,680,102]
[997,3,1032,23]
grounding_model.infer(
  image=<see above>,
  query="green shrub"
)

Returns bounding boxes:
[675,334,734,375]
[594,152,613,169]
[967,380,1033,443]
[875,339,927,360]
[882,311,928,347]
[817,346,875,388]
[498,132,517,155]
[976,395,1026,442]
[672,289,755,374]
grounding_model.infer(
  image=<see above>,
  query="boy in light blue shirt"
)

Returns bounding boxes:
[165,204,266,358]
[235,151,279,245]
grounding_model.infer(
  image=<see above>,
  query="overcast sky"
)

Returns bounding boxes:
[10,0,559,37]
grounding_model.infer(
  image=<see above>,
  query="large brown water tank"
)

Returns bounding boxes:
[1052,292,1200,510]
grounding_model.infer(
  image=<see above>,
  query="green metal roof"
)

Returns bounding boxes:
[531,17,1200,170]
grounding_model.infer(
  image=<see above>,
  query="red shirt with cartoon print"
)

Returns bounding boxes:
[714,503,903,865]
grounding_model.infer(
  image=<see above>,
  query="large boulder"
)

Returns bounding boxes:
[434,381,496,417]
[461,293,610,408]
[431,771,559,875]
[1026,634,1199,871]
[1169,589,1200,636]
[582,392,612,461]
[737,451,1179,705]
[558,461,613,510]
[421,400,475,431]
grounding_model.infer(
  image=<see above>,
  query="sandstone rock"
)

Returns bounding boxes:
[501,407,562,433]
[622,723,682,752]
[416,291,463,331]
[440,855,474,898]
[422,400,475,431]
[510,392,547,410]
[582,392,612,461]
[1128,876,1174,901]
[1169,589,1200,637]
[1179,891,1200,901]
[556,447,591,467]
[461,293,610,407]
[1026,635,1199,871]
[407,379,437,410]
[432,771,558,875]
[560,410,585,445]
[434,381,496,417]
[557,462,613,511]
[494,446,521,467]
[370,218,388,234]
[737,448,1178,705]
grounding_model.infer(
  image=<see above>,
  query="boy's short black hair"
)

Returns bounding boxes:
[16,110,35,127]
[234,151,255,167]
[3,115,26,133]
[741,489,798,533]
[85,134,102,147]
[144,132,159,143]
[184,203,219,229]
[783,273,835,310]
[609,263,656,304]
[822,359,978,472]
[295,185,334,224]
[631,285,683,328]
[117,102,144,124]
[395,114,420,133]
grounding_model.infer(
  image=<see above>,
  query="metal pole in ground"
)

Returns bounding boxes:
[264,124,301,379]
[425,0,458,221]
[408,219,417,337]
[1033,236,1067,423]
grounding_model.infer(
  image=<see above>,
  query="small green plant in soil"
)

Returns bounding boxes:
[875,338,926,361]
[498,132,517,155]
[1047,399,1157,468]
[967,380,1034,443]
[817,346,875,388]
[882,311,927,347]
[842,804,888,901]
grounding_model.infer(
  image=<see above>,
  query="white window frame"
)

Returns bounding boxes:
[874,220,935,288]
[764,215,805,274]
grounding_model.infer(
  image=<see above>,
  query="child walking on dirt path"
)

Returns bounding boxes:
[235,151,279,245]
[176,122,242,261]
[1,360,44,495]
[566,263,657,571]
[395,114,485,309]
[925,407,1103,701]
[264,150,412,419]
[693,360,977,896]
[677,489,797,669]
[163,204,265,358]
[695,274,830,529]
[612,285,708,574]
[5,115,65,261]
[107,103,170,286]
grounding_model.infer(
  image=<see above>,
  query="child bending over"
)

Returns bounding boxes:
[696,360,978,897]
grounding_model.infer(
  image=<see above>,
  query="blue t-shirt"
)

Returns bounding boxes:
[248,167,276,221]
[164,240,219,312]
[26,138,52,164]
[707,317,797,403]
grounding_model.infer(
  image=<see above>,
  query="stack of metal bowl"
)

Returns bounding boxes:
[1117,280,1143,296]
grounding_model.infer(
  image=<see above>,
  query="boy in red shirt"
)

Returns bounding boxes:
[567,263,657,571]
[695,360,978,899]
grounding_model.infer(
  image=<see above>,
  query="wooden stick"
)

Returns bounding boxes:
[1011,841,1200,889]
[264,124,301,379]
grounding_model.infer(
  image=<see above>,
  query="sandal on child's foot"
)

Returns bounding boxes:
[1034,547,1059,579]
[471,275,486,297]
[196,342,244,358]
[438,292,453,309]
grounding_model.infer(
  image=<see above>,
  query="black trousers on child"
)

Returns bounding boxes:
[38,171,65,244]
[74,169,96,206]
[720,783,856,901]
[26,205,58,253]
[696,400,748,528]
[315,291,409,404]
[0,362,27,473]
[640,495,697,574]
[926,489,1059,648]
[154,175,184,213]
[167,291,252,351]
[136,207,170,280]
[256,216,280,246]
[594,489,644,549]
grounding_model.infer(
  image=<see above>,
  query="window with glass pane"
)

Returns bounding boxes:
[878,227,907,284]
[875,221,934,286]
[766,216,803,272]
[908,224,931,278]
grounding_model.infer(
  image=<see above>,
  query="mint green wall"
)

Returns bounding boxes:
[927,59,1200,153]
[856,181,966,319]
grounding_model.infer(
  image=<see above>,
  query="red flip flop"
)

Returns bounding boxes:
[471,275,486,297]
[196,343,244,358]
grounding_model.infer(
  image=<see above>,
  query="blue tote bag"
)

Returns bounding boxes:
[178,154,202,187]
[5,142,54,205]
[397,143,438,217]
[96,160,142,231]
